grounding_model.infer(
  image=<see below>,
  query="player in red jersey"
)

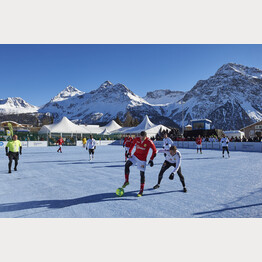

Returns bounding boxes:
[122,131,157,197]
[56,137,64,153]
[123,134,133,161]
[195,135,202,154]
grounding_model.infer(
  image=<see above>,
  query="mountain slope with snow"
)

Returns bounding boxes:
[2,63,262,130]
[0,97,39,114]
[143,89,185,105]
[39,81,176,126]
[165,63,262,130]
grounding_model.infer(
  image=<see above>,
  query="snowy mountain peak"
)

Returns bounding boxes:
[215,63,262,79]
[99,81,113,89]
[51,85,85,102]
[0,97,39,114]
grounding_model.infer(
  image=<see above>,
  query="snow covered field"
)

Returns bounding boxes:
[0,145,262,218]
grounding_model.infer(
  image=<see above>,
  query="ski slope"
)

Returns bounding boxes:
[0,145,262,218]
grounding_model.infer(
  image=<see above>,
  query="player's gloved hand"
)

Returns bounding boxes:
[125,152,130,159]
[20,152,22,155]
[86,148,88,150]
[123,144,125,147]
[148,160,154,167]
[94,146,96,149]
[169,173,174,180]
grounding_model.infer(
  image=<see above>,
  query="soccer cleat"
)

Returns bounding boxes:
[183,187,187,193]
[14,167,17,171]
[122,181,129,188]
[137,191,143,197]
[222,155,224,158]
[8,170,11,174]
[153,184,160,189]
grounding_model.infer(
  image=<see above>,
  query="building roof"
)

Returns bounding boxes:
[240,120,262,131]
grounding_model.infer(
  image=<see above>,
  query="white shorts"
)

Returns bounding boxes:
[196,144,202,149]
[125,147,130,153]
[129,155,147,172]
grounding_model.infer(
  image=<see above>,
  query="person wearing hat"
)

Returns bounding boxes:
[5,135,22,174]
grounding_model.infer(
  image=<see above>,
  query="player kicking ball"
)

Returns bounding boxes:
[122,131,157,197]
[153,145,187,193]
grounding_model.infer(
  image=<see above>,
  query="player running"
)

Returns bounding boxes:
[86,135,96,161]
[153,145,187,192]
[162,133,173,157]
[123,134,133,161]
[5,135,22,174]
[122,131,157,197]
[56,137,64,153]
[195,135,202,154]
[220,134,230,158]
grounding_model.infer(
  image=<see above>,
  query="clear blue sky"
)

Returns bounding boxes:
[1,44,262,106]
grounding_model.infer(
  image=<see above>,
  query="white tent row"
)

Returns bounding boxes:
[38,117,122,135]
[38,115,170,138]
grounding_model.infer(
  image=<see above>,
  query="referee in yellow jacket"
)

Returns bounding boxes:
[5,135,22,173]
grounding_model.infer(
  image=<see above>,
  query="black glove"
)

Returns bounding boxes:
[169,173,174,180]
[20,152,22,155]
[86,147,88,150]
[94,146,96,149]
[125,152,130,159]
[148,160,154,167]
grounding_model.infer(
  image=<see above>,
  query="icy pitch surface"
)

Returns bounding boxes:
[0,146,262,218]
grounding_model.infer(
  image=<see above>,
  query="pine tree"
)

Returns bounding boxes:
[115,116,122,126]
[123,112,133,127]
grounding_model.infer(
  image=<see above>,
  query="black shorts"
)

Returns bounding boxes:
[8,152,19,161]
[89,149,95,154]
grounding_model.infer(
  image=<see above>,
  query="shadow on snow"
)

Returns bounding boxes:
[0,189,180,213]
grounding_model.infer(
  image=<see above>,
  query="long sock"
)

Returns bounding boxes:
[125,174,129,182]
[140,183,145,192]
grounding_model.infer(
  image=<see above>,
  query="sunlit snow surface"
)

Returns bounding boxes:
[0,145,261,218]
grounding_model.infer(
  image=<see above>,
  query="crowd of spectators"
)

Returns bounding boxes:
[151,129,262,143]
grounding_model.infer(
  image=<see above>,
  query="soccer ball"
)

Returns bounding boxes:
[116,188,124,197]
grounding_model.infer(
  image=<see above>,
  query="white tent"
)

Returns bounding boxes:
[39,116,87,134]
[146,124,171,137]
[101,120,122,133]
[100,128,111,135]
[224,130,245,139]
[124,115,156,134]
[79,125,104,134]
[114,115,170,137]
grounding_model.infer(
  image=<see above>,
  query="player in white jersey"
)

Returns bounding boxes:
[220,134,230,158]
[153,145,187,192]
[162,133,173,157]
[86,135,96,161]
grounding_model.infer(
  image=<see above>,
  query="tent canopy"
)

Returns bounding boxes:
[113,115,170,137]
[39,117,87,134]
[101,120,122,132]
